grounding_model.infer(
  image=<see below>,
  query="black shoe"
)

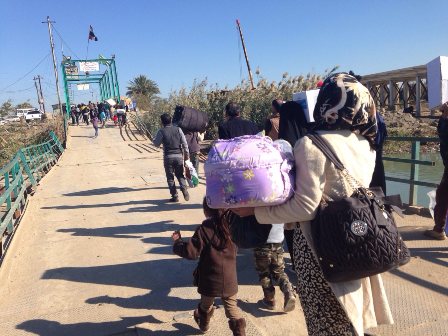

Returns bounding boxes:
[169,196,179,203]
[181,189,190,201]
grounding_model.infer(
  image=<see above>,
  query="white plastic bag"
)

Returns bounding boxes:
[427,190,437,219]
[185,160,199,188]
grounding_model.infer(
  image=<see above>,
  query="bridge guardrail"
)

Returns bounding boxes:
[0,131,63,257]
[130,111,153,140]
[384,136,440,205]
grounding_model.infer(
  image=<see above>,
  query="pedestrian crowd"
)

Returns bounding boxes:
[69,101,129,138]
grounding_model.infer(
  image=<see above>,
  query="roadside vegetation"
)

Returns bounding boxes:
[0,115,64,167]
[134,69,335,139]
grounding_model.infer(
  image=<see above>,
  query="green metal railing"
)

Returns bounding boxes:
[384,136,440,205]
[0,131,63,257]
[131,112,153,139]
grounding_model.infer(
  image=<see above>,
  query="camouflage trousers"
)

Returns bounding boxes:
[253,243,293,294]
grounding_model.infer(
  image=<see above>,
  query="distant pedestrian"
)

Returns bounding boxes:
[91,111,99,138]
[99,110,106,128]
[116,105,126,126]
[218,102,258,139]
[264,99,283,140]
[152,113,190,202]
[70,106,76,125]
[82,105,89,125]
[75,105,81,126]
[172,199,246,336]
[425,102,448,240]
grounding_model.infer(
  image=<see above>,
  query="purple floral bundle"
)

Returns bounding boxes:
[205,135,294,209]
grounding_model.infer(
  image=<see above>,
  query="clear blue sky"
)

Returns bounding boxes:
[1,0,448,108]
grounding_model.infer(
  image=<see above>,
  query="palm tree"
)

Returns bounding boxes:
[126,75,160,98]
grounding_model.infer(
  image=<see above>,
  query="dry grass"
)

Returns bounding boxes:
[141,70,327,139]
[0,115,64,166]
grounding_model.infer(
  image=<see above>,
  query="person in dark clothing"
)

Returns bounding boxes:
[184,131,201,175]
[70,106,76,125]
[277,101,309,266]
[81,105,89,125]
[153,113,190,202]
[264,99,283,140]
[425,103,448,240]
[278,101,309,147]
[370,112,388,194]
[218,102,258,139]
[172,199,246,336]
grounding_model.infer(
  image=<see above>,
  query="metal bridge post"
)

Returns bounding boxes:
[409,141,420,205]
[389,80,395,110]
[112,60,120,100]
[402,81,409,108]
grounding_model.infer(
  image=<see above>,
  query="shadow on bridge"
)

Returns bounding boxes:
[58,221,199,239]
[62,187,152,197]
[19,248,260,336]
[17,316,156,336]
[388,226,448,297]
[42,198,203,213]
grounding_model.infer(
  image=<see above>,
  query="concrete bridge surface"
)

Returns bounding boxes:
[0,123,446,336]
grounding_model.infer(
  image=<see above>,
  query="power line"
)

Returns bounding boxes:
[0,53,51,92]
[51,24,80,59]
[1,85,35,94]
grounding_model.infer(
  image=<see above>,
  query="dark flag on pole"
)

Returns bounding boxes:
[88,25,98,41]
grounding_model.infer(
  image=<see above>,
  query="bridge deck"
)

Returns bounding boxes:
[0,123,446,336]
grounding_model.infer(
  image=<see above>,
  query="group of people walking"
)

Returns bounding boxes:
[152,72,447,336]
[69,102,128,138]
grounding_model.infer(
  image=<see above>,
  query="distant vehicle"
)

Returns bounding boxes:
[25,110,43,122]
[16,108,35,117]
[5,115,21,122]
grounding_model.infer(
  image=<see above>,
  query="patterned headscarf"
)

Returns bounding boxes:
[313,73,377,146]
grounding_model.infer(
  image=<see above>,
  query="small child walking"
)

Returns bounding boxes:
[92,114,99,138]
[172,198,246,336]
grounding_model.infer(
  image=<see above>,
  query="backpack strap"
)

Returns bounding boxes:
[307,133,345,171]
[307,132,364,191]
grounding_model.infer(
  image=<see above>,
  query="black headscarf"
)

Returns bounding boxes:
[313,73,377,146]
[278,101,309,147]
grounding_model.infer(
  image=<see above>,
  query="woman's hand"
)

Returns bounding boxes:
[231,207,255,217]
[171,230,181,241]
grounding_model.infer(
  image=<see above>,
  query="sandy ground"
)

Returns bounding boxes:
[0,122,446,336]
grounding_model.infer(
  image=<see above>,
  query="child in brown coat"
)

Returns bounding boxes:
[172,198,246,335]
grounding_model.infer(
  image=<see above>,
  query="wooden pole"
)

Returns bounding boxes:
[43,16,67,146]
[236,19,255,90]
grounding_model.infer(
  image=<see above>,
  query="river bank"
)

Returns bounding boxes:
[382,108,440,155]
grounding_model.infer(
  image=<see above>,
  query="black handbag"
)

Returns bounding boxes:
[308,134,411,283]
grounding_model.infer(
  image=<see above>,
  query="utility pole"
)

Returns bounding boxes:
[33,75,46,113]
[236,19,255,90]
[42,16,67,146]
